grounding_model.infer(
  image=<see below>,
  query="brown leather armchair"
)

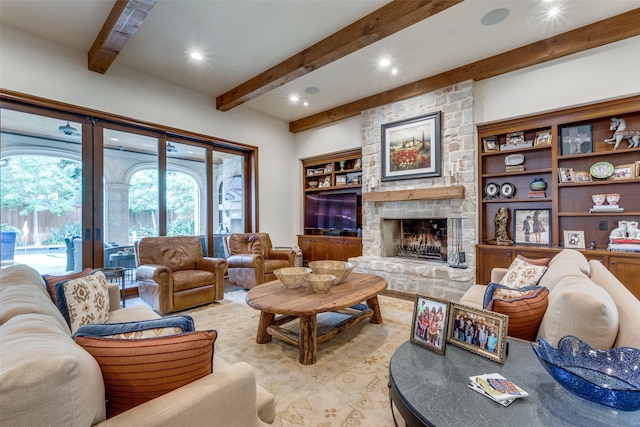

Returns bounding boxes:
[222,233,296,289]
[134,236,227,314]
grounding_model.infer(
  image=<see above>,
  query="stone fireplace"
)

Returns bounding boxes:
[348,81,477,301]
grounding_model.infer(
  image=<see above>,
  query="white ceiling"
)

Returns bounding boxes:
[1,0,639,123]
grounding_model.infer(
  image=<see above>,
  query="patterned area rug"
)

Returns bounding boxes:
[182,291,414,427]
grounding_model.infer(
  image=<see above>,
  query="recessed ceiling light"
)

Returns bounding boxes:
[391,68,398,75]
[379,58,391,67]
[481,8,509,26]
[190,52,203,60]
[305,86,320,95]
[303,102,309,107]
[290,96,299,102]
[548,6,560,17]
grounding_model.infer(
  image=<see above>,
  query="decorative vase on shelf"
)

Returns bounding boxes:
[529,178,547,191]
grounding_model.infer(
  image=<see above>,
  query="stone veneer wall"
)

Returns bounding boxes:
[350,80,477,301]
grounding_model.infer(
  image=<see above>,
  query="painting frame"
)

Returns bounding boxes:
[572,170,592,183]
[535,129,552,146]
[446,303,508,364]
[483,136,499,152]
[561,124,592,156]
[558,167,574,183]
[381,111,441,181]
[563,230,586,249]
[410,295,451,355]
[513,208,551,246]
[611,163,636,180]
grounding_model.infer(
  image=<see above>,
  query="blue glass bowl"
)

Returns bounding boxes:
[531,336,640,411]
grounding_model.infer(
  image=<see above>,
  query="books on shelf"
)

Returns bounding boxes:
[608,242,640,253]
[527,190,546,198]
[505,165,525,172]
[468,373,528,407]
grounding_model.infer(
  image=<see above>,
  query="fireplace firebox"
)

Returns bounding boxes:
[381,218,447,262]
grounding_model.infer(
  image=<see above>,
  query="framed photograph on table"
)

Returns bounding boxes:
[563,230,586,249]
[446,303,508,364]
[410,295,450,355]
[381,111,441,181]
[611,163,636,180]
[513,208,551,245]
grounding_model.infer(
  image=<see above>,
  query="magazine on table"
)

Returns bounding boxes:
[468,373,528,407]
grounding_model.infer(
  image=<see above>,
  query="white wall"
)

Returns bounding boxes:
[0,25,298,247]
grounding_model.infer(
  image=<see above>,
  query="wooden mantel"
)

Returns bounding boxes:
[362,186,465,203]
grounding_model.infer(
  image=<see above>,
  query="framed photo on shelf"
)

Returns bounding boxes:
[336,175,347,185]
[446,303,508,364]
[513,208,551,245]
[535,129,552,146]
[381,111,441,181]
[611,163,636,180]
[572,170,592,182]
[410,295,450,355]
[563,230,586,249]
[324,164,333,173]
[354,158,362,169]
[483,136,499,152]
[561,124,592,155]
[558,167,574,183]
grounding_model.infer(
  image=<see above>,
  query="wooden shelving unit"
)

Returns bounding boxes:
[476,95,640,298]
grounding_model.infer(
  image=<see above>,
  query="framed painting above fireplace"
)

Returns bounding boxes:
[381,111,441,181]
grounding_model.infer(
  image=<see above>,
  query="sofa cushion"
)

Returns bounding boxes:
[483,283,549,341]
[74,315,196,339]
[537,276,619,349]
[538,249,590,291]
[500,255,549,288]
[56,271,110,333]
[588,260,640,349]
[75,330,217,418]
[42,268,92,305]
[0,313,106,426]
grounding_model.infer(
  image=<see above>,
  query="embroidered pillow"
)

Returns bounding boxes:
[42,268,93,305]
[483,282,549,341]
[75,330,217,418]
[56,271,110,333]
[73,315,196,339]
[500,255,550,288]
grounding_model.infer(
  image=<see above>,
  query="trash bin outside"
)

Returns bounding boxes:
[0,231,17,264]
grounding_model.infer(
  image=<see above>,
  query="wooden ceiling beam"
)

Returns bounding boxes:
[290,8,640,133]
[216,0,463,112]
[88,0,157,74]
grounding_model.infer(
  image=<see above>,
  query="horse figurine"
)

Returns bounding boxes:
[604,118,640,150]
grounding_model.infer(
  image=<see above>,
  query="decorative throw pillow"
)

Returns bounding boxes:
[500,255,550,288]
[483,282,549,341]
[75,330,217,418]
[56,271,110,333]
[73,315,196,339]
[42,268,93,305]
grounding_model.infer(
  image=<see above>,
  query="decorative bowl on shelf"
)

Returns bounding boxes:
[606,193,621,205]
[531,336,640,411]
[308,260,353,284]
[305,273,336,293]
[308,181,319,188]
[274,267,312,289]
[591,194,606,206]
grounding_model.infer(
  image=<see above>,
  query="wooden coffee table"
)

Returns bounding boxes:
[246,273,387,365]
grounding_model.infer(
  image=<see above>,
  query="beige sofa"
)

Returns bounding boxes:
[0,264,275,427]
[460,249,640,349]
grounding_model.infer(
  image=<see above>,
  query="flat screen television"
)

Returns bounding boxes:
[304,192,359,234]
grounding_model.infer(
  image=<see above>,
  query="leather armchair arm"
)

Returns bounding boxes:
[137,264,172,287]
[226,254,264,269]
[269,248,296,266]
[197,257,228,273]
